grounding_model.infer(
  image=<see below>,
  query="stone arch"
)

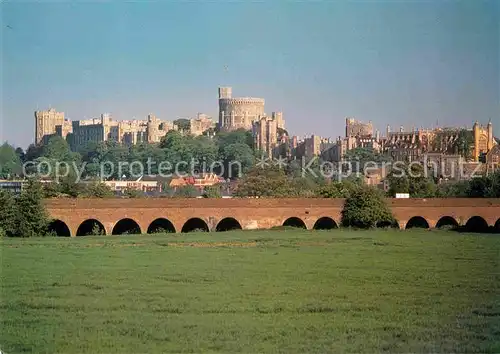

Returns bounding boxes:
[112,218,142,235]
[76,219,106,236]
[313,217,338,230]
[283,217,307,229]
[405,216,430,229]
[47,219,71,237]
[465,216,489,233]
[435,216,459,230]
[147,218,176,234]
[216,217,242,232]
[181,218,209,233]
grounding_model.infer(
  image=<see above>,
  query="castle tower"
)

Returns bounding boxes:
[147,114,159,143]
[218,87,232,99]
[34,108,65,145]
[218,86,265,131]
[473,121,480,162]
[487,119,493,151]
[272,112,285,130]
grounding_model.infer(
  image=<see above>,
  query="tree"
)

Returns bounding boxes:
[436,180,469,197]
[123,187,144,198]
[42,135,79,162]
[15,179,50,237]
[191,136,218,169]
[341,185,395,228]
[25,144,43,162]
[387,162,436,197]
[316,181,354,198]
[453,129,474,159]
[173,118,190,131]
[216,129,253,149]
[343,147,390,173]
[221,143,254,178]
[234,166,295,197]
[387,162,410,196]
[485,170,500,198]
[0,189,17,236]
[467,176,490,198]
[0,143,23,178]
[203,185,222,198]
[15,147,26,163]
[174,185,199,198]
[81,181,115,198]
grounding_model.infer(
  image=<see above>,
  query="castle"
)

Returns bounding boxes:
[35,108,179,149]
[321,117,497,164]
[218,87,285,157]
[34,86,283,155]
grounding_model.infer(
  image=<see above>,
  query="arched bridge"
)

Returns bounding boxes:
[44,198,500,236]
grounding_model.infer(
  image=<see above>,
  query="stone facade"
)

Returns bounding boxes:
[253,116,278,158]
[345,117,373,137]
[473,121,494,162]
[218,87,265,131]
[190,113,215,136]
[322,117,497,165]
[35,108,66,144]
[35,108,178,148]
[294,135,334,160]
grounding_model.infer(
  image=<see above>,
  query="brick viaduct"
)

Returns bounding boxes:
[44,198,500,237]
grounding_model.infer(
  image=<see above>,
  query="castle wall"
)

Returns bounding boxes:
[35,108,65,144]
[219,97,265,131]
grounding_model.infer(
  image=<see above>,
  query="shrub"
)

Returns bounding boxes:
[174,185,199,198]
[123,187,144,198]
[0,189,17,236]
[316,181,354,198]
[15,179,50,237]
[82,182,114,198]
[341,185,395,229]
[203,185,222,198]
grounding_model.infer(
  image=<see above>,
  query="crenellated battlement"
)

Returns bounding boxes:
[219,97,265,105]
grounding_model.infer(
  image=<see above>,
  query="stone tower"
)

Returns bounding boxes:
[218,87,265,131]
[218,87,232,99]
[34,108,65,145]
[147,114,159,143]
[473,120,495,162]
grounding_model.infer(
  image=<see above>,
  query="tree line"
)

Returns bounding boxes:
[1,136,499,199]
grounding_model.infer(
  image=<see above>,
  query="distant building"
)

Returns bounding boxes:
[169,173,224,190]
[190,113,215,136]
[0,180,24,195]
[294,135,334,160]
[35,108,67,144]
[103,180,162,193]
[34,108,178,149]
[321,117,497,167]
[218,86,265,131]
[253,115,278,158]
[345,117,373,137]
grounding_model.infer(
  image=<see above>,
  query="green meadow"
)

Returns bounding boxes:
[1,229,499,353]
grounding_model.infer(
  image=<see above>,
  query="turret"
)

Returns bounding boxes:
[147,114,159,143]
[473,121,480,162]
[487,119,493,150]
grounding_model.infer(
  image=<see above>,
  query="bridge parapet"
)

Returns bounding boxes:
[44,198,500,236]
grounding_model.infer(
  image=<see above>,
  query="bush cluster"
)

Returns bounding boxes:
[0,179,51,237]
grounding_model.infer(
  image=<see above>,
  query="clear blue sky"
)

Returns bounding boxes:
[1,0,499,148]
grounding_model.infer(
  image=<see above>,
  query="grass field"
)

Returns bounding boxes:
[1,229,499,353]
